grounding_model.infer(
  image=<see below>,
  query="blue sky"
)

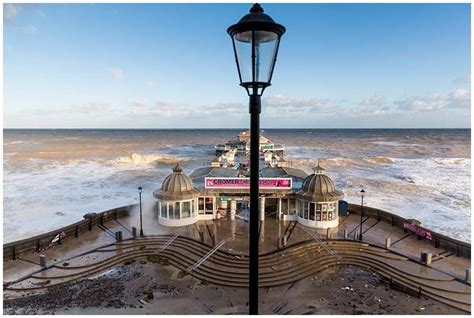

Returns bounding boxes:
[3,3,471,128]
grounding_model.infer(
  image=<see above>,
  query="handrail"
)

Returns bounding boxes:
[158,233,180,253]
[186,239,229,272]
[300,227,340,259]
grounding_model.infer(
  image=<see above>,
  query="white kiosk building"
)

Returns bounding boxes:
[154,163,344,229]
[295,165,344,229]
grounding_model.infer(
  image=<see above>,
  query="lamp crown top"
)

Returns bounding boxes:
[250,3,264,13]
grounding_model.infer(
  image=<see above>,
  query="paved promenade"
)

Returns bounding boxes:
[4,202,471,312]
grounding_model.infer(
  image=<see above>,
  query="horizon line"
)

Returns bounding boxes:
[3,127,471,130]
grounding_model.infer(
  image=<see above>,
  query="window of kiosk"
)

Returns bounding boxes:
[175,202,181,219]
[198,198,205,215]
[303,201,309,219]
[161,202,167,218]
[191,200,195,217]
[309,203,315,221]
[289,199,296,215]
[182,201,191,218]
[316,203,321,221]
[329,203,335,220]
[297,201,302,217]
[205,198,213,214]
[169,203,175,219]
[281,199,288,215]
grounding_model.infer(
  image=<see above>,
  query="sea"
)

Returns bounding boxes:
[3,129,471,243]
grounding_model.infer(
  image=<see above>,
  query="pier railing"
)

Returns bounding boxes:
[3,204,137,261]
[347,203,470,258]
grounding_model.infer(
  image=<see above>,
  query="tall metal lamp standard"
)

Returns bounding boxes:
[138,186,144,236]
[227,3,285,315]
[358,189,365,241]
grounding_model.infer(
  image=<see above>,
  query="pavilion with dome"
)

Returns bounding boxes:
[154,163,345,229]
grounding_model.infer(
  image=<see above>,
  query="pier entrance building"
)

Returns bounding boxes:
[154,163,345,230]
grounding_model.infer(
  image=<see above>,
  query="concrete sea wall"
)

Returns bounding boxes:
[3,203,470,260]
[347,203,470,258]
[3,204,137,261]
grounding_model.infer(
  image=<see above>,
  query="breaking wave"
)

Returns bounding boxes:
[113,153,191,165]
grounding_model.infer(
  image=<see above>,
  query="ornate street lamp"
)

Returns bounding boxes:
[359,189,365,241]
[227,3,285,315]
[138,186,144,236]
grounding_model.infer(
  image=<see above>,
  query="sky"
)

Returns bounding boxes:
[3,3,471,128]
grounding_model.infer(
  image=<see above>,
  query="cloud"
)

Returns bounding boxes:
[359,95,385,108]
[394,89,470,112]
[31,101,112,116]
[18,25,38,35]
[105,68,124,80]
[452,74,471,84]
[4,4,22,23]
[263,94,331,111]
[144,81,154,87]
[72,101,112,114]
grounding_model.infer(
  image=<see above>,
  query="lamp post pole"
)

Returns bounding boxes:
[249,92,261,315]
[227,4,285,314]
[138,186,143,236]
[358,189,365,241]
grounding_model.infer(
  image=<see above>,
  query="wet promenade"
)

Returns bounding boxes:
[4,202,471,312]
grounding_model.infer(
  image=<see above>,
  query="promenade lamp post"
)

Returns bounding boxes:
[227,3,285,315]
[358,189,365,241]
[138,186,144,236]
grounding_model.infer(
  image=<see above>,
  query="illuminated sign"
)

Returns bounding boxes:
[205,177,292,189]
[403,222,433,241]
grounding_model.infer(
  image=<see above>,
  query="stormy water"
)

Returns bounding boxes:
[3,129,471,243]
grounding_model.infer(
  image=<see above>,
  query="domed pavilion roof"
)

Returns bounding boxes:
[153,163,201,201]
[296,164,344,202]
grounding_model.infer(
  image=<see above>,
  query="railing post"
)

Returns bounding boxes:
[36,239,41,253]
[132,227,137,238]
[39,255,46,268]
[465,269,471,283]
[75,225,79,238]
[385,237,391,249]
[391,214,394,226]
[456,244,460,257]
[12,246,16,260]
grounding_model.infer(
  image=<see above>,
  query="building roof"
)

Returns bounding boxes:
[153,164,200,201]
[296,165,344,202]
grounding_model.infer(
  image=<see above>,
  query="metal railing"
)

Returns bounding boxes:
[158,233,180,253]
[186,239,229,272]
[301,227,340,259]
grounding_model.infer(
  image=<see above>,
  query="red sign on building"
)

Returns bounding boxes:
[205,177,292,189]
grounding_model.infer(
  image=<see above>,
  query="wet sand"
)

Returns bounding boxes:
[4,257,466,315]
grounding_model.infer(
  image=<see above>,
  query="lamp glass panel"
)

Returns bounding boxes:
[233,31,253,83]
[233,30,279,85]
[254,30,279,83]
